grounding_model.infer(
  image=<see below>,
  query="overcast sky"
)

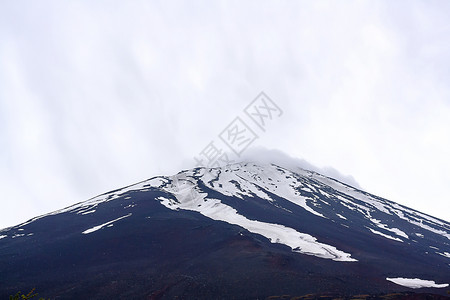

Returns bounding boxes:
[1,0,450,229]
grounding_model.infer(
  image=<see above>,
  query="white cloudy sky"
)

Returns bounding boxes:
[1,0,450,229]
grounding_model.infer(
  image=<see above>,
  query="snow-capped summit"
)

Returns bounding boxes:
[0,161,449,299]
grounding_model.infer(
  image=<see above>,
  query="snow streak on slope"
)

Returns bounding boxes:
[302,168,450,241]
[386,277,449,289]
[82,213,132,234]
[201,164,327,218]
[9,181,151,230]
[198,164,448,242]
[367,228,403,242]
[437,252,450,258]
[156,188,356,262]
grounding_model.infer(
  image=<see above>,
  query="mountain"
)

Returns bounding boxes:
[0,162,449,299]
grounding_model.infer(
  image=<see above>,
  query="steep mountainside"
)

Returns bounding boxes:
[0,163,449,299]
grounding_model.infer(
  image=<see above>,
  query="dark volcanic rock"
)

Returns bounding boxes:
[0,163,449,299]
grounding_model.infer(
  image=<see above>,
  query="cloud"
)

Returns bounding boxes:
[0,0,449,228]
[239,147,361,188]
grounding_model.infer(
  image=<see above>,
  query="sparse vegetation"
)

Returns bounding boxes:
[9,289,46,300]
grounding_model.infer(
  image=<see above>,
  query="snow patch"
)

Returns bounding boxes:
[370,219,409,239]
[437,252,450,259]
[146,177,167,188]
[336,214,347,220]
[158,186,357,262]
[82,214,132,234]
[386,277,449,289]
[206,164,327,218]
[390,204,450,241]
[367,227,403,242]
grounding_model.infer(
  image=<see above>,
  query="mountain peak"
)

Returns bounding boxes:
[1,161,449,299]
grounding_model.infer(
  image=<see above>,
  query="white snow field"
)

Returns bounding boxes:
[386,277,449,289]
